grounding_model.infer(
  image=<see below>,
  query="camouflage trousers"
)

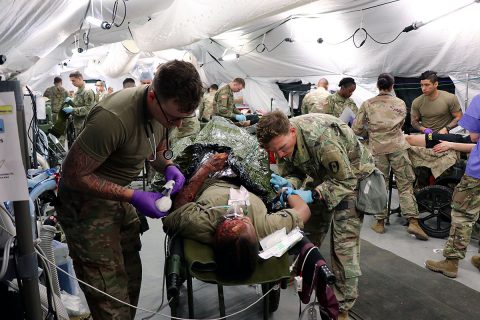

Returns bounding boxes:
[443,175,480,259]
[56,184,142,320]
[374,149,419,220]
[303,193,363,312]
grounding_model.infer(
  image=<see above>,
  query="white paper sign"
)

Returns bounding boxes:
[0,91,29,201]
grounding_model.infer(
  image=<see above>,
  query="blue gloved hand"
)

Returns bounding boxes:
[423,128,433,134]
[270,173,292,191]
[291,189,313,204]
[235,114,247,122]
[62,106,74,114]
[164,164,185,195]
[64,97,73,106]
[130,190,167,218]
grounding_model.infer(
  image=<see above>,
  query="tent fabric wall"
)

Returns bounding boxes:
[2,0,480,111]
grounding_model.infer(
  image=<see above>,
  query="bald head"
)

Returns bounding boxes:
[317,78,329,90]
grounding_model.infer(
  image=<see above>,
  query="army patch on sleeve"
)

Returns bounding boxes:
[329,161,339,173]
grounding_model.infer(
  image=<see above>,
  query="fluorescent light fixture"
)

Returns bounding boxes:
[85,15,103,27]
[85,15,111,29]
[219,53,239,61]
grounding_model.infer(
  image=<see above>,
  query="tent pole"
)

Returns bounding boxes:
[465,73,469,110]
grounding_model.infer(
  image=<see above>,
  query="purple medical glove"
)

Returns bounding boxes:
[423,128,433,134]
[130,190,167,218]
[164,164,185,195]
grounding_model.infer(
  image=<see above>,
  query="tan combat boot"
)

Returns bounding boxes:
[371,219,385,234]
[407,218,429,240]
[471,255,480,271]
[425,258,458,278]
[338,310,349,320]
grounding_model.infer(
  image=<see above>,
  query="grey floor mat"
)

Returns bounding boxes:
[351,239,480,320]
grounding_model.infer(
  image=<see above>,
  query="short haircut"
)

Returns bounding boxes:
[233,78,245,88]
[122,77,136,88]
[214,219,259,280]
[54,77,62,84]
[420,70,438,83]
[338,77,356,88]
[377,73,394,90]
[256,110,290,148]
[69,71,83,79]
[153,60,203,113]
[210,84,219,90]
[317,78,328,86]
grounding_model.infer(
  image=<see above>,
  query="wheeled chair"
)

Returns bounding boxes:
[165,235,337,320]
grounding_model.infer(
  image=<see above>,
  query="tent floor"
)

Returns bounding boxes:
[133,214,480,320]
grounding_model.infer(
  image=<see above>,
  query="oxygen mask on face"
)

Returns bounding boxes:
[155,180,175,212]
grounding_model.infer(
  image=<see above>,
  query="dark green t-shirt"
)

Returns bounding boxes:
[77,85,165,186]
[411,90,461,132]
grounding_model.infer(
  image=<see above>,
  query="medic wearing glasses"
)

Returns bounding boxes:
[55,60,204,319]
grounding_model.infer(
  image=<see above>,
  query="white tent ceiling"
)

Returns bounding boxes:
[1,0,480,112]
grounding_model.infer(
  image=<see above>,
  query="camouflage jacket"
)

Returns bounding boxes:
[278,114,375,210]
[72,85,95,127]
[352,93,409,155]
[301,87,330,115]
[199,91,216,121]
[95,91,108,103]
[213,85,241,119]
[170,116,201,145]
[322,92,358,118]
[43,85,68,113]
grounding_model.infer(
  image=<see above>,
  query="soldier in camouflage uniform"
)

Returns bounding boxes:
[66,71,96,135]
[43,76,69,122]
[213,78,245,120]
[352,73,428,240]
[198,84,218,122]
[426,95,480,278]
[95,80,108,103]
[301,78,330,115]
[257,111,375,319]
[56,61,203,319]
[322,77,358,123]
[169,115,200,145]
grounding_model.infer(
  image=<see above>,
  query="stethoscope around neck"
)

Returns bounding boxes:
[144,88,173,161]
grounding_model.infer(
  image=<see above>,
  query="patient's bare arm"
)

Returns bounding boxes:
[173,153,229,210]
[287,195,311,223]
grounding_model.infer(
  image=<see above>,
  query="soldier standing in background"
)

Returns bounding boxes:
[64,71,95,136]
[322,77,358,124]
[411,70,463,134]
[256,111,375,320]
[95,80,108,102]
[198,84,218,122]
[43,76,68,122]
[426,95,480,278]
[352,73,428,240]
[213,78,246,121]
[301,78,330,115]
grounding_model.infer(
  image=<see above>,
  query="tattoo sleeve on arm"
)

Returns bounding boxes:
[62,143,132,202]
[410,114,423,132]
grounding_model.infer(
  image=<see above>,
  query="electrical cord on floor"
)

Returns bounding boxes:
[1,220,278,319]
[36,247,277,320]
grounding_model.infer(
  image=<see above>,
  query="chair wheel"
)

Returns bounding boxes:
[415,185,452,238]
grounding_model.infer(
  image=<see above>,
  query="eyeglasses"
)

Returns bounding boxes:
[153,91,196,124]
